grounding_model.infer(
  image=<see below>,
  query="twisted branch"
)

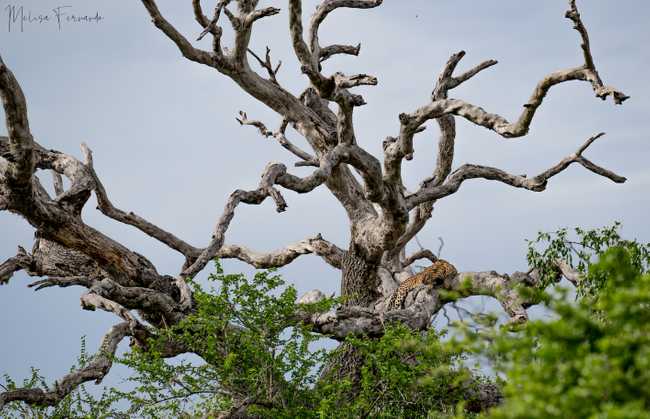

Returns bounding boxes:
[0,246,33,285]
[0,322,130,409]
[0,55,34,189]
[80,143,200,261]
[407,132,625,209]
[218,234,344,269]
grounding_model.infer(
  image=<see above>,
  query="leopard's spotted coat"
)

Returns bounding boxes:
[386,259,457,310]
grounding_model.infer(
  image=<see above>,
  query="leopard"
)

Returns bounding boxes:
[385,259,457,311]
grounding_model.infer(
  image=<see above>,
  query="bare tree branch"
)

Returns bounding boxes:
[247,47,282,85]
[407,132,625,209]
[320,43,361,63]
[391,1,628,203]
[80,292,143,332]
[52,170,64,196]
[0,246,32,285]
[565,0,628,104]
[237,113,318,166]
[444,271,533,323]
[402,249,438,268]
[390,51,483,256]
[0,322,130,409]
[28,275,94,291]
[218,234,344,269]
[140,0,218,67]
[288,0,324,87]
[87,277,184,325]
[80,143,200,261]
[0,55,35,189]
[297,303,434,341]
[308,0,383,71]
[554,258,583,286]
[182,163,290,278]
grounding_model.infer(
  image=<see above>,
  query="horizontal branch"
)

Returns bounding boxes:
[297,304,434,341]
[319,43,361,62]
[297,281,441,340]
[407,132,625,208]
[28,275,94,291]
[444,271,534,323]
[218,234,344,269]
[443,261,582,323]
[89,277,184,326]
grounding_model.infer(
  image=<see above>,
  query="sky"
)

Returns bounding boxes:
[0,0,649,392]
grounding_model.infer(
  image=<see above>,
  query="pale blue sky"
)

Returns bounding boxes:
[0,0,648,390]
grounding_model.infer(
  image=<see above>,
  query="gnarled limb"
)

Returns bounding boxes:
[140,0,217,67]
[0,55,34,189]
[0,246,32,285]
[1,144,163,291]
[444,271,535,323]
[407,132,625,209]
[182,162,290,278]
[308,0,382,71]
[319,43,361,63]
[236,112,317,165]
[80,143,200,261]
[398,1,627,143]
[87,277,184,326]
[183,141,383,278]
[298,305,433,340]
[442,262,581,324]
[386,51,496,187]
[218,234,344,270]
[0,136,96,215]
[296,288,438,340]
[80,292,142,331]
[0,322,130,409]
[402,249,438,268]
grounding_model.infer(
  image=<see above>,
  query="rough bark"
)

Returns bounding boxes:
[340,248,381,306]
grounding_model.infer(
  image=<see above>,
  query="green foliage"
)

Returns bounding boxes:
[113,261,329,418]
[316,324,479,419]
[464,242,650,419]
[526,222,650,297]
[2,260,489,418]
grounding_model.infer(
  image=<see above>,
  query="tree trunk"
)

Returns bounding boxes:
[318,341,365,402]
[340,247,380,307]
[320,247,381,398]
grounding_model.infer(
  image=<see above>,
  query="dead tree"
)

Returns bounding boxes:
[0,0,629,412]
